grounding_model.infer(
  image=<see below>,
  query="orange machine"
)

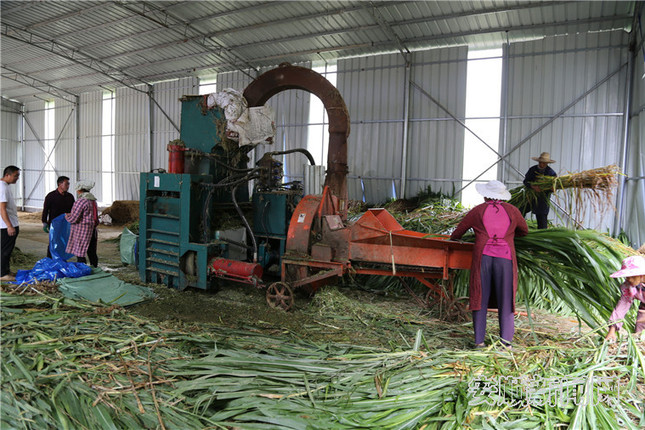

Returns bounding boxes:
[265,186,473,310]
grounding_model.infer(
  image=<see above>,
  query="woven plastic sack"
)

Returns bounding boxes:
[119,227,138,266]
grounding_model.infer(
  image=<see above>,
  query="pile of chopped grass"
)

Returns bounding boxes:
[8,246,39,269]
[2,292,643,429]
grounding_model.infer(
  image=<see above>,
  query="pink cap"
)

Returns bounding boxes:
[610,255,645,278]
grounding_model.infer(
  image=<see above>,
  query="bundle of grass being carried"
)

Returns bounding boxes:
[509,164,621,220]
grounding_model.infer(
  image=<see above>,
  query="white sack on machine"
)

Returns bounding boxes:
[207,88,276,147]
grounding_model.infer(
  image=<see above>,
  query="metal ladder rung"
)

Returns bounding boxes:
[146,266,180,276]
[147,228,179,236]
[147,247,179,257]
[147,257,179,266]
[146,213,180,220]
[146,238,179,246]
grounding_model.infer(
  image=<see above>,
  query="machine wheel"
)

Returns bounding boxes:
[266,282,294,311]
[425,287,443,307]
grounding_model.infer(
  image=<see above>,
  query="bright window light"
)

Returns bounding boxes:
[199,76,217,95]
[101,92,115,205]
[44,100,55,192]
[307,62,337,167]
[461,49,503,208]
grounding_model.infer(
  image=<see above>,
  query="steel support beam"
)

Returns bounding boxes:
[1,66,77,102]
[75,95,80,182]
[400,63,411,199]
[20,105,25,211]
[499,42,510,184]
[613,4,641,236]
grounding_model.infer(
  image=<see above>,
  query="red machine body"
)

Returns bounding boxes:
[167,144,187,174]
[209,258,263,287]
[278,186,473,305]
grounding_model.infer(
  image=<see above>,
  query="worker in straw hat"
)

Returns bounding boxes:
[605,255,645,341]
[65,180,99,267]
[450,180,529,348]
[523,151,557,229]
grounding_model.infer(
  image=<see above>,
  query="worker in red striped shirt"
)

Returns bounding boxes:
[65,180,99,267]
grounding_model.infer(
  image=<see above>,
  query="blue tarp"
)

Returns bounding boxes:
[49,213,74,261]
[14,258,92,285]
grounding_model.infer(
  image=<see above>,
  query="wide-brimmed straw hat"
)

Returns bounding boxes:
[610,255,645,278]
[531,152,556,163]
[75,180,95,192]
[475,180,511,201]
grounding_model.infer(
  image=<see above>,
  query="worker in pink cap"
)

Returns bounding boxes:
[605,255,645,341]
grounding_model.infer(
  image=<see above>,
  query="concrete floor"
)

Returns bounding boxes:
[15,212,126,267]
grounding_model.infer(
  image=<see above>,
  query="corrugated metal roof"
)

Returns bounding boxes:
[1,1,638,103]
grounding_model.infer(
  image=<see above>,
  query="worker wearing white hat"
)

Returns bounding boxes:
[522,152,557,229]
[450,180,529,348]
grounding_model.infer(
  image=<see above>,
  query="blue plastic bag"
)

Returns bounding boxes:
[14,258,92,285]
[49,213,74,261]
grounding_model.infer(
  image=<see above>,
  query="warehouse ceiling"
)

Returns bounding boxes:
[0,1,640,104]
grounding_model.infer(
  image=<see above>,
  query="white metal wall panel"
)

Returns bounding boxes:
[408,47,468,199]
[1,98,22,206]
[338,48,467,204]
[21,102,46,208]
[115,85,149,200]
[216,70,253,92]
[151,77,199,171]
[78,91,103,201]
[503,31,629,231]
[338,53,406,203]
[53,99,77,182]
[624,41,645,248]
[1,98,21,168]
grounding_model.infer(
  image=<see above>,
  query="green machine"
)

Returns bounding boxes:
[139,95,305,290]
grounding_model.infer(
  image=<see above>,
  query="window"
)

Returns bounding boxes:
[307,62,337,167]
[101,92,115,205]
[461,49,503,207]
[199,76,217,95]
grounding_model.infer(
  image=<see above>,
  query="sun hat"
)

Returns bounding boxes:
[531,152,556,163]
[75,180,95,192]
[610,255,645,278]
[475,180,511,201]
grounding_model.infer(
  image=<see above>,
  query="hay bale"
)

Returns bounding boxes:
[101,200,140,224]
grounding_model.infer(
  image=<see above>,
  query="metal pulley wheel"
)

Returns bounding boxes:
[266,282,294,311]
[425,288,442,308]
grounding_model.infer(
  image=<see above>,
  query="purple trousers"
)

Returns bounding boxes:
[473,255,514,345]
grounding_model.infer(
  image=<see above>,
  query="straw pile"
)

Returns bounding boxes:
[509,164,621,217]
[395,197,468,235]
